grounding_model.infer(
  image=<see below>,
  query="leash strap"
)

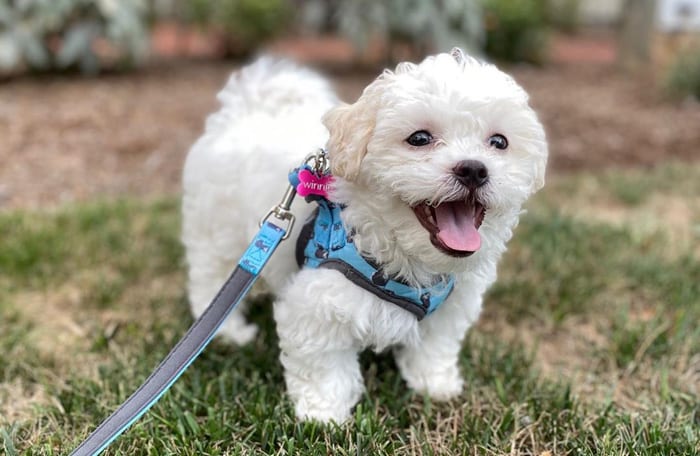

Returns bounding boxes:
[69,149,333,455]
[69,221,287,456]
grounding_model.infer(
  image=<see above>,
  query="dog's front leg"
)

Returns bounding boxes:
[274,269,365,423]
[394,284,483,401]
[279,347,363,423]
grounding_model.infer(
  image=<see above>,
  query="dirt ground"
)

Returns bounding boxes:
[1,44,699,210]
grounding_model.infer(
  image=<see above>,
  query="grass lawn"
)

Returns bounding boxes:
[1,163,699,455]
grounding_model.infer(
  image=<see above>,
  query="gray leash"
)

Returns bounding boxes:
[66,150,324,455]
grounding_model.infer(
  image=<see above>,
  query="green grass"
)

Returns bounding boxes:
[1,164,699,455]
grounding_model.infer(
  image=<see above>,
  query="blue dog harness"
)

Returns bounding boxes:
[291,167,455,319]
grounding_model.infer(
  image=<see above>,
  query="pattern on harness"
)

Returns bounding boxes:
[294,196,455,320]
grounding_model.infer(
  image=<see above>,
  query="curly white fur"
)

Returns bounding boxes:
[182,50,547,423]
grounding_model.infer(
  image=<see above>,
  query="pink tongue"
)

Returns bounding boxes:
[434,202,481,252]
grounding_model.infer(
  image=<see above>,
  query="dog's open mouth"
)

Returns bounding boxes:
[412,198,486,257]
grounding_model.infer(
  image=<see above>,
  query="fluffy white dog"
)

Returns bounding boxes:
[182,49,547,423]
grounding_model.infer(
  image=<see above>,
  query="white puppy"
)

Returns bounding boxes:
[182,49,547,423]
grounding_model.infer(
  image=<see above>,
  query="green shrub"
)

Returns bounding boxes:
[183,0,292,57]
[0,0,149,75]
[300,0,483,62]
[664,48,700,101]
[482,0,549,64]
[544,0,579,34]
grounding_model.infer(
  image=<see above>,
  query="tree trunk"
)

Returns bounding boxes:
[618,0,658,70]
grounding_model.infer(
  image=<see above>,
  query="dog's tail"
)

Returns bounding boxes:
[205,57,338,133]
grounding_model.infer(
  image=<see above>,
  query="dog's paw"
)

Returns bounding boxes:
[406,370,464,401]
[420,372,464,401]
[294,400,352,424]
[396,353,464,401]
[217,321,259,346]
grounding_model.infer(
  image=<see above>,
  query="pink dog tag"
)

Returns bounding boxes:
[296,168,333,198]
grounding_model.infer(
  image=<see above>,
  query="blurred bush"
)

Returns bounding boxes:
[482,0,550,64]
[182,0,291,57]
[0,0,149,75]
[664,49,700,101]
[301,0,577,65]
[300,0,483,62]
[544,0,579,34]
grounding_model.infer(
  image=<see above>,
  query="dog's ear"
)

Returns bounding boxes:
[322,98,376,181]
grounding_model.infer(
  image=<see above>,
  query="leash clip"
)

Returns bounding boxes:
[260,186,296,240]
[260,148,331,240]
[260,149,329,239]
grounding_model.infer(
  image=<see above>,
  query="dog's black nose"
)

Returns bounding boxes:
[453,160,489,188]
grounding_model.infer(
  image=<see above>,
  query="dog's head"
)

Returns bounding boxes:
[323,49,547,276]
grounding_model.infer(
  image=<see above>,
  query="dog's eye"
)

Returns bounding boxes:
[488,134,508,150]
[406,130,433,147]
